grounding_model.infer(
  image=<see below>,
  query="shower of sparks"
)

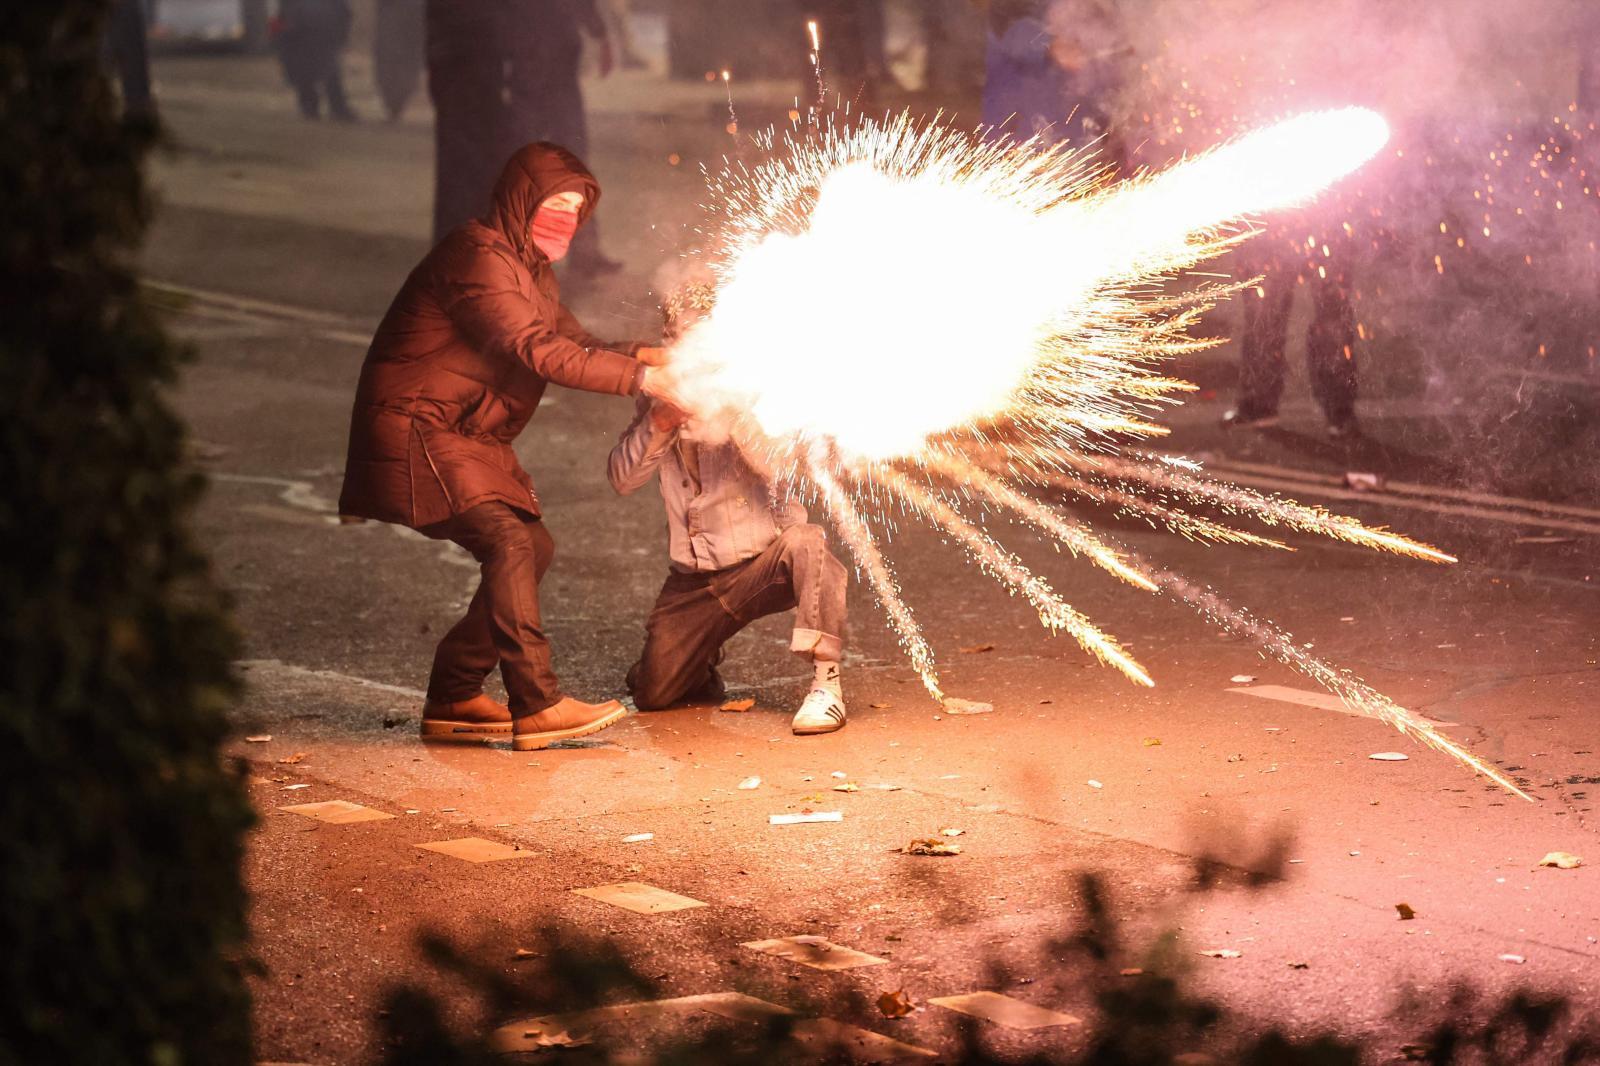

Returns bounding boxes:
[659,106,1524,797]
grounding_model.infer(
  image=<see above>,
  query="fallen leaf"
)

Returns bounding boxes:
[1143,737,1162,747]
[719,698,755,712]
[902,838,962,856]
[1537,851,1582,869]
[244,735,272,743]
[738,776,761,790]
[877,988,915,1018]
[832,782,859,792]
[512,948,540,960]
[1370,752,1409,762]
[943,697,995,715]
[276,752,308,765]
[1395,902,1416,921]
[1198,949,1241,959]
[960,643,996,654]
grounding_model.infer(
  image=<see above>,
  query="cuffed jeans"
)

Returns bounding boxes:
[420,502,561,715]
[627,524,847,711]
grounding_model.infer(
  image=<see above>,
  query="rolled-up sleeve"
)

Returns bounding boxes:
[608,396,678,495]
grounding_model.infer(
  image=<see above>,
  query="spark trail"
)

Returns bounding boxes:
[660,105,1520,797]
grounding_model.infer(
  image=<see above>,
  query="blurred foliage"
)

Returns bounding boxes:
[0,4,254,1064]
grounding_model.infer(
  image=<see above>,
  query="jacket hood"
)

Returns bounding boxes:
[488,142,601,263]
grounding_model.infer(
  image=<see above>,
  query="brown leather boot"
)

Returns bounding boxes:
[420,693,511,742]
[511,696,628,751]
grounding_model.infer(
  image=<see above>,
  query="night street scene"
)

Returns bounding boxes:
[6,1,1600,1063]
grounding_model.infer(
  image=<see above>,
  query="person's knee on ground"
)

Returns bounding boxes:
[626,656,724,711]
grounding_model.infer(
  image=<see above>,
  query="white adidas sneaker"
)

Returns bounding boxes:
[791,688,846,736]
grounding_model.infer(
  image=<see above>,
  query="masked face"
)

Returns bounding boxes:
[529,191,584,261]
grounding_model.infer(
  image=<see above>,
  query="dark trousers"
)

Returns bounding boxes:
[1238,260,1358,421]
[420,502,560,715]
[627,525,847,711]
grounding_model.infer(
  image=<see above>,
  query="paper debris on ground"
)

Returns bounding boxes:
[928,991,1080,1030]
[770,811,842,825]
[830,771,847,778]
[621,833,654,843]
[1370,752,1409,761]
[571,881,707,914]
[1087,780,1104,789]
[1198,949,1242,959]
[877,988,916,1018]
[742,935,887,971]
[738,776,761,790]
[1515,535,1574,544]
[1343,471,1385,491]
[1395,903,1417,920]
[833,782,859,792]
[719,698,755,712]
[943,697,995,715]
[489,993,796,1053]
[280,783,311,791]
[1143,737,1162,747]
[960,643,996,654]
[1537,851,1583,869]
[245,735,272,743]
[1229,675,1256,684]
[415,837,531,863]
[1498,953,1526,964]
[279,799,394,825]
[869,702,891,709]
[941,828,964,837]
[902,838,962,856]
[277,752,307,765]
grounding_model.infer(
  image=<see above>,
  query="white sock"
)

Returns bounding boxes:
[813,660,842,700]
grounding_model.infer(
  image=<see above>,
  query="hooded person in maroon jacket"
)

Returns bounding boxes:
[339,143,665,750]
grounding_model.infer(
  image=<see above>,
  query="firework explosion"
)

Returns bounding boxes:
[656,107,1527,799]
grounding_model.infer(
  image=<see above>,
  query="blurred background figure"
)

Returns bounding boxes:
[600,0,650,71]
[271,0,355,121]
[427,0,621,277]
[373,0,424,122]
[797,0,891,108]
[982,0,1125,160]
[105,0,156,119]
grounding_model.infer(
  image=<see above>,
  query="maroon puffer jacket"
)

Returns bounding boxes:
[338,142,643,529]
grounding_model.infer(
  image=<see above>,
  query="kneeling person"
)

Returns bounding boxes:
[608,387,848,736]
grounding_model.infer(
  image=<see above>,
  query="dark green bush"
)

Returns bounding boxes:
[0,5,254,1064]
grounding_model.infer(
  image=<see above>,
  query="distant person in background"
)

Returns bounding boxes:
[982,0,1125,159]
[427,0,622,279]
[373,0,425,122]
[600,0,650,71]
[271,0,355,121]
[105,0,155,119]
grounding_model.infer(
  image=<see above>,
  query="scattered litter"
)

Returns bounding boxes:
[833,782,859,792]
[277,752,308,765]
[869,702,891,709]
[943,697,995,715]
[512,948,540,960]
[719,698,755,712]
[1498,953,1526,965]
[902,838,962,856]
[405,809,420,815]
[280,800,393,825]
[1343,471,1386,492]
[770,811,842,825]
[1198,949,1241,959]
[830,771,847,779]
[1435,643,1456,649]
[1370,752,1409,762]
[1395,903,1417,921]
[1226,753,1245,763]
[1537,851,1583,870]
[939,774,961,780]
[415,837,530,864]
[1119,968,1144,977]
[1087,780,1104,789]
[1339,616,1356,622]
[928,991,1080,1030]
[959,643,996,654]
[1230,675,1256,684]
[1287,962,1310,970]
[868,783,903,791]
[440,807,457,813]
[517,1029,588,1049]
[621,833,654,844]
[280,783,311,791]
[941,828,965,837]
[1515,535,1574,545]
[572,881,707,914]
[1143,737,1162,747]
[245,735,273,743]
[743,935,887,971]
[877,989,916,1018]
[738,776,761,790]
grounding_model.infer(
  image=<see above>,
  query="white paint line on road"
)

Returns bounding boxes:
[236,658,426,700]
[1227,685,1457,728]
[150,279,360,327]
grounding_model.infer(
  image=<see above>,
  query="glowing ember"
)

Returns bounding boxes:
[655,107,1524,798]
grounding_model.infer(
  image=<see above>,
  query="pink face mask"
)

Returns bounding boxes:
[529,206,581,261]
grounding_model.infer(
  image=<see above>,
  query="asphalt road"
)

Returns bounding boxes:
[143,51,1599,1064]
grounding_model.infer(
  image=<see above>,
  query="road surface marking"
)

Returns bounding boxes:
[236,659,427,700]
[743,935,888,970]
[280,800,394,824]
[928,991,1081,1029]
[415,837,532,863]
[571,881,708,914]
[1227,685,1457,728]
